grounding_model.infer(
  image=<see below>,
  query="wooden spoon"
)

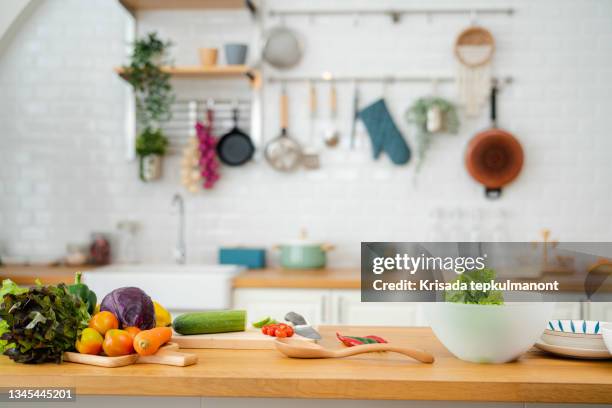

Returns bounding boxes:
[274,338,434,363]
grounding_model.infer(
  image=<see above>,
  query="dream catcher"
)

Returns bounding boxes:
[454,23,495,117]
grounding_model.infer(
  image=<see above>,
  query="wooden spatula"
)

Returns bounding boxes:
[274,338,434,363]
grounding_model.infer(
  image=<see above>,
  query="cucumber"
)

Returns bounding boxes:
[173,310,246,335]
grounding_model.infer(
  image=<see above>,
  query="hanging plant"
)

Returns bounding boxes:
[122,32,174,181]
[405,97,459,172]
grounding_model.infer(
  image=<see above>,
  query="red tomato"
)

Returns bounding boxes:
[102,329,134,356]
[89,311,119,336]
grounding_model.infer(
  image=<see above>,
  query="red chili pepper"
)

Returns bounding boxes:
[364,335,388,343]
[336,332,364,347]
[336,332,388,347]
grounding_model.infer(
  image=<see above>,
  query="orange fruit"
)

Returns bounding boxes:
[89,311,119,336]
[124,326,141,339]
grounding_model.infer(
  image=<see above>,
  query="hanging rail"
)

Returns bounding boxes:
[268,7,514,20]
[267,74,513,84]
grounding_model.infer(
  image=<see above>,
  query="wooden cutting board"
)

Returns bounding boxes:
[63,342,198,367]
[172,329,316,350]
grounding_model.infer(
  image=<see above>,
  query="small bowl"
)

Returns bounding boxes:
[542,320,607,351]
[426,302,554,363]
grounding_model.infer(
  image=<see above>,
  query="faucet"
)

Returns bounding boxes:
[171,193,186,264]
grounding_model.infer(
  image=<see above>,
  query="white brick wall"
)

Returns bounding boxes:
[1,0,611,266]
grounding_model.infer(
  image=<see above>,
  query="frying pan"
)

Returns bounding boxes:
[465,82,524,199]
[264,87,302,172]
[216,108,254,166]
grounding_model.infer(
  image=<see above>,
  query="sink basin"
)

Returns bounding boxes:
[83,264,243,312]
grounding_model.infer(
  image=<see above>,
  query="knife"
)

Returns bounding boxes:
[285,311,321,340]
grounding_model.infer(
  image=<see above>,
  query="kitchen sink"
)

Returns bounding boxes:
[82,264,243,313]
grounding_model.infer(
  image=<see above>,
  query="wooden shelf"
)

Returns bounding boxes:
[118,0,245,14]
[115,65,255,79]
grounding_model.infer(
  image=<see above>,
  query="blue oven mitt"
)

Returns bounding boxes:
[358,99,411,165]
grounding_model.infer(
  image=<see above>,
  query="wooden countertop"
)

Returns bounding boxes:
[0,265,86,286]
[2,264,608,293]
[0,326,610,403]
[232,267,360,289]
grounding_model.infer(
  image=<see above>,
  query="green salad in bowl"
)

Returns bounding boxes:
[445,268,504,305]
[426,268,553,363]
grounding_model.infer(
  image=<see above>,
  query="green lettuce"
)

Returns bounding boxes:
[445,268,504,305]
[0,283,90,363]
[0,279,29,353]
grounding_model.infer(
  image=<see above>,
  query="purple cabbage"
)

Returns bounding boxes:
[100,287,155,330]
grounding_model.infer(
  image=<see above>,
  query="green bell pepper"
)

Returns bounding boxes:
[68,271,97,315]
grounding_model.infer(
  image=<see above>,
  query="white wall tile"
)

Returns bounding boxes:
[0,0,611,264]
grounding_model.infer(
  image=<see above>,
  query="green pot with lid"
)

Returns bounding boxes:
[275,230,335,269]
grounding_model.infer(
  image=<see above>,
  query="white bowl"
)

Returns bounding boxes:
[426,302,555,363]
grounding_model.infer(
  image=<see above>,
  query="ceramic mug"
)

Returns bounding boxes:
[199,48,218,66]
[224,43,248,65]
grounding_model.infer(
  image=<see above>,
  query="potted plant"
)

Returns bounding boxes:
[122,32,174,181]
[135,127,168,181]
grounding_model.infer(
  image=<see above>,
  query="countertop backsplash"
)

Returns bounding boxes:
[1,0,611,266]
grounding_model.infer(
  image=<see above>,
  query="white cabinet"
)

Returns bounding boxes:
[551,302,582,320]
[588,302,612,322]
[331,290,427,326]
[233,288,426,326]
[233,289,596,326]
[233,288,330,325]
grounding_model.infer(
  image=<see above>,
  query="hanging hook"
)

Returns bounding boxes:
[206,97,215,111]
[382,76,394,99]
[470,9,478,25]
[389,10,401,24]
[431,77,439,96]
[205,98,214,126]
[426,11,433,24]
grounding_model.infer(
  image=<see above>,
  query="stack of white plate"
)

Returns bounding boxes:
[535,320,612,359]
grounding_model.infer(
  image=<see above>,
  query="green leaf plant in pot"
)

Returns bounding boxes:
[405,96,459,173]
[122,32,174,182]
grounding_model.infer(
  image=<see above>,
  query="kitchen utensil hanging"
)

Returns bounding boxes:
[262,19,303,70]
[455,20,495,117]
[349,81,360,149]
[302,81,320,169]
[323,80,340,148]
[465,82,523,199]
[264,86,303,172]
[216,106,255,166]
